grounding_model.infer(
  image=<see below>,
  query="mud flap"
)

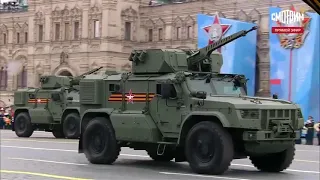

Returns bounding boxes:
[11,120,15,131]
[78,133,83,153]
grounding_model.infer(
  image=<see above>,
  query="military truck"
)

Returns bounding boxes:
[78,27,304,175]
[12,67,102,139]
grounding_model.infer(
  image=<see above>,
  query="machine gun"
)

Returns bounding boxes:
[187,26,258,72]
[39,66,103,89]
[70,66,103,85]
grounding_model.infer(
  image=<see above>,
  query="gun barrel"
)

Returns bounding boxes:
[70,66,103,85]
[78,66,103,77]
[187,26,257,67]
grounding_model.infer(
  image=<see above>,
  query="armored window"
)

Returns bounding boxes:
[124,22,131,40]
[156,84,161,94]
[17,33,20,44]
[168,84,177,98]
[0,67,8,90]
[158,28,163,41]
[148,29,153,42]
[156,84,177,98]
[38,25,43,42]
[29,94,35,99]
[55,23,60,41]
[74,22,79,39]
[109,84,120,92]
[65,22,70,40]
[17,66,27,88]
[25,32,28,43]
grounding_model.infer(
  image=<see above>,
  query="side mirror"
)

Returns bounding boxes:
[190,91,207,99]
[161,84,176,99]
[67,97,73,100]
[51,93,61,101]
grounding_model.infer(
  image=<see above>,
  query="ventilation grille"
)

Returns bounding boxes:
[80,80,102,104]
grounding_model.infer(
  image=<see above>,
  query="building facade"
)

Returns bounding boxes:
[0,0,314,107]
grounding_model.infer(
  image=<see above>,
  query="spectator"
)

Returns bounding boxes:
[3,112,11,129]
[304,116,315,145]
[0,108,5,129]
[314,121,320,146]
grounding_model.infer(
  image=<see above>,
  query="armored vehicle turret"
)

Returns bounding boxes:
[12,67,103,139]
[39,66,103,89]
[78,26,303,176]
[129,26,257,74]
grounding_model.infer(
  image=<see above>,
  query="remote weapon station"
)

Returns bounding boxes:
[12,67,103,139]
[78,27,303,175]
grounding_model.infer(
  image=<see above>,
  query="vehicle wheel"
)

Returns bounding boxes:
[250,144,295,172]
[185,121,234,175]
[146,147,175,162]
[83,117,120,164]
[63,113,80,139]
[14,112,34,137]
[52,126,65,138]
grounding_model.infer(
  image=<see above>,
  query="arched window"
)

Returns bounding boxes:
[0,67,8,90]
[17,66,27,88]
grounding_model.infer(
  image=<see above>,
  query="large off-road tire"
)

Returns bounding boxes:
[83,117,120,164]
[52,126,65,138]
[185,121,234,175]
[63,113,80,139]
[146,147,175,162]
[14,112,34,137]
[249,143,295,172]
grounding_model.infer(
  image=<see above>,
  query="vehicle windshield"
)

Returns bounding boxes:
[185,77,246,96]
[211,79,246,95]
[185,78,213,94]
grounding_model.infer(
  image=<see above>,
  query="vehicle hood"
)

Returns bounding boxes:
[200,95,299,109]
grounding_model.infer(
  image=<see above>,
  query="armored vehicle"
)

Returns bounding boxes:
[78,27,304,175]
[12,67,102,139]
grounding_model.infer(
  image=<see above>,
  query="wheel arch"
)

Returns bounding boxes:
[61,108,80,124]
[80,108,114,133]
[178,112,230,145]
[14,108,30,117]
[13,108,30,131]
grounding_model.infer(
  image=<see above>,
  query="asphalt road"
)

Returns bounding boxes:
[0,130,319,180]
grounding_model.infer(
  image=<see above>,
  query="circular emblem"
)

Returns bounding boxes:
[209,24,223,42]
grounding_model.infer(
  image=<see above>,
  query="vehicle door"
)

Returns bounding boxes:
[109,77,150,141]
[152,83,185,136]
[47,90,65,122]
[27,90,51,124]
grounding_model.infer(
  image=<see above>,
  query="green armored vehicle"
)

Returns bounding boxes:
[78,27,304,175]
[12,67,102,139]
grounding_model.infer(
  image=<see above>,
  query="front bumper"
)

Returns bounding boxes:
[243,130,300,141]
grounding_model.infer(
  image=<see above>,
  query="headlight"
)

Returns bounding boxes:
[240,110,259,119]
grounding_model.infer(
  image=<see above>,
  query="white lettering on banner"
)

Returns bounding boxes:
[271,10,305,25]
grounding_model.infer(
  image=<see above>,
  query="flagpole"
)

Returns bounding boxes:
[288,49,293,101]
